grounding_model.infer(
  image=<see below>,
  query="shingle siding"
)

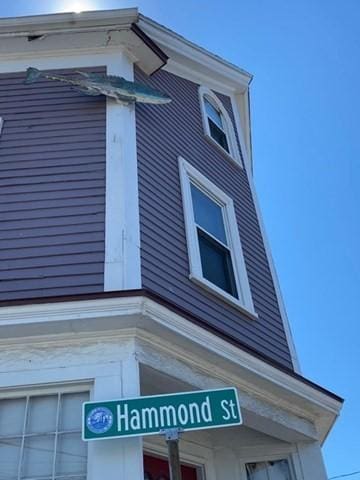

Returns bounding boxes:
[0,68,106,301]
[135,68,293,370]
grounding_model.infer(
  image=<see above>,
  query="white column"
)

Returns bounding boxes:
[104,52,141,291]
[87,363,122,480]
[295,441,328,480]
[87,350,143,480]
[119,354,144,480]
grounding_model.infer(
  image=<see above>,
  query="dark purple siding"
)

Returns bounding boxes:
[135,68,293,370]
[0,68,106,300]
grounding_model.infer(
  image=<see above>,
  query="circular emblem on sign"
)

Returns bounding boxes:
[86,407,113,435]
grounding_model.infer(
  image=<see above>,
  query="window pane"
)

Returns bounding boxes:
[0,437,21,479]
[27,395,58,434]
[60,392,88,432]
[198,229,238,297]
[0,392,89,480]
[268,460,292,480]
[191,184,227,244]
[208,119,229,152]
[246,462,268,480]
[56,432,87,476]
[0,397,26,436]
[22,434,55,478]
[204,97,223,129]
[246,460,292,480]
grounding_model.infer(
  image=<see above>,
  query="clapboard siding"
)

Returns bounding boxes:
[135,68,293,369]
[0,68,106,300]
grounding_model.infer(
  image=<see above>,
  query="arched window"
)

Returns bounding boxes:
[199,86,240,163]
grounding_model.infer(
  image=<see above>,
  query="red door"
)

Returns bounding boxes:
[144,454,198,480]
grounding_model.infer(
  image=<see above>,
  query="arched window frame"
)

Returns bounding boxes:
[198,86,241,164]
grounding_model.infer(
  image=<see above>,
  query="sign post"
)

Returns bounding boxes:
[82,387,241,477]
[162,429,183,480]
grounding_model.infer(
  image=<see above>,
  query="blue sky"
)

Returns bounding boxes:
[1,1,359,478]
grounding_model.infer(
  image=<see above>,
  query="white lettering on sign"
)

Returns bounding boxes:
[117,403,129,431]
[142,407,159,429]
[188,402,201,423]
[130,409,141,430]
[159,405,177,425]
[221,399,238,420]
[178,404,189,425]
[201,396,212,422]
[116,396,213,433]
[83,388,242,441]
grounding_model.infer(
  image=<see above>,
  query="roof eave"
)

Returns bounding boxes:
[0,9,168,76]
[139,13,253,92]
[0,8,252,89]
[0,8,139,36]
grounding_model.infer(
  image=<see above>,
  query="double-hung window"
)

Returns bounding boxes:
[0,388,88,480]
[199,86,241,164]
[179,157,255,315]
[190,182,238,297]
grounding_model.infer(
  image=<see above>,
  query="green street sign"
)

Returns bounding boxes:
[83,388,241,441]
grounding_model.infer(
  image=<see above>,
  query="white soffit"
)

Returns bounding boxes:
[138,14,252,93]
[0,9,167,76]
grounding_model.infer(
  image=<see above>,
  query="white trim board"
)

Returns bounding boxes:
[247,168,300,373]
[230,93,252,173]
[0,295,342,443]
[230,93,300,373]
[104,52,141,291]
[0,49,123,73]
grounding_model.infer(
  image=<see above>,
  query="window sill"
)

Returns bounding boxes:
[189,273,258,321]
[204,133,243,169]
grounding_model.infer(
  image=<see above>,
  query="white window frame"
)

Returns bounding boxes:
[199,85,241,165]
[179,156,256,316]
[240,453,298,480]
[0,384,89,480]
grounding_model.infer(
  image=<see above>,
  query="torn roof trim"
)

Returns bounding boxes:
[0,8,252,87]
[0,9,168,77]
[0,8,140,36]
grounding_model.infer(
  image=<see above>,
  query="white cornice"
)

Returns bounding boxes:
[0,8,251,94]
[0,295,342,442]
[0,9,139,36]
[0,21,165,76]
[141,299,341,414]
[138,14,252,93]
[0,296,143,325]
